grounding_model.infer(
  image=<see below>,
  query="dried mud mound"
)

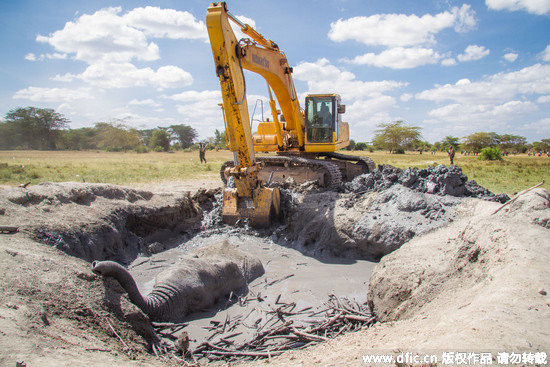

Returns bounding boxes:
[0,182,213,263]
[346,164,509,203]
[273,164,510,259]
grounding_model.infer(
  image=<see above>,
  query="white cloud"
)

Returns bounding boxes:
[346,47,441,69]
[346,95,397,121]
[457,45,490,62]
[486,0,550,15]
[293,58,407,101]
[55,62,193,89]
[441,57,458,66]
[232,15,257,41]
[537,95,550,103]
[416,63,550,104]
[328,4,476,47]
[400,93,413,102]
[523,117,550,133]
[123,6,207,40]
[36,7,160,63]
[166,90,221,102]
[503,52,518,62]
[542,44,550,61]
[128,99,161,107]
[13,87,93,102]
[35,6,198,91]
[25,52,68,61]
[426,100,538,132]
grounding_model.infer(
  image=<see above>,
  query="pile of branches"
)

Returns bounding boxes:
[187,294,376,363]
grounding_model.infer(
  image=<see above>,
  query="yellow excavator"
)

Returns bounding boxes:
[206,2,375,227]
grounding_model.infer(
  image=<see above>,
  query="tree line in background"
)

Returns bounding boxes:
[0,107,226,152]
[1,107,548,155]
[349,120,549,156]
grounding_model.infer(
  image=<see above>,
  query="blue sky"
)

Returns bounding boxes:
[0,0,549,143]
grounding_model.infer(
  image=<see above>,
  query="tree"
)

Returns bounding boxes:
[345,139,356,151]
[414,140,431,154]
[214,129,227,149]
[58,127,99,150]
[462,132,499,153]
[355,142,368,151]
[497,134,527,153]
[2,107,68,149]
[372,121,421,153]
[95,122,141,151]
[532,139,550,152]
[149,129,171,152]
[440,136,459,151]
[169,124,197,149]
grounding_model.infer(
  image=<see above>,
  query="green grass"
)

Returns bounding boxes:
[1,150,548,195]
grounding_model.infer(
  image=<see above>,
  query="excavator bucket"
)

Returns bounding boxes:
[222,186,280,227]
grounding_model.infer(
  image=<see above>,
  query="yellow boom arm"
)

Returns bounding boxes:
[206,2,280,226]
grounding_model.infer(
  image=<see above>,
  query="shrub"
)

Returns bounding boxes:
[480,147,502,161]
[135,145,149,154]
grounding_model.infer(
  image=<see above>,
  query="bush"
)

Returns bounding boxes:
[480,147,502,161]
[135,145,149,154]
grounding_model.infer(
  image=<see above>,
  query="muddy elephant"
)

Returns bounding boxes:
[92,240,264,321]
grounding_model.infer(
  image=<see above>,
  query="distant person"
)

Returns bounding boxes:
[199,143,207,164]
[448,146,455,165]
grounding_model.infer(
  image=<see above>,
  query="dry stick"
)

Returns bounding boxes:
[151,321,188,329]
[307,311,343,333]
[343,314,376,323]
[492,180,545,215]
[203,350,283,358]
[266,274,294,286]
[292,329,329,342]
[0,225,18,233]
[106,319,130,351]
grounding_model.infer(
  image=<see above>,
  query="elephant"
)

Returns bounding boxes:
[92,240,264,321]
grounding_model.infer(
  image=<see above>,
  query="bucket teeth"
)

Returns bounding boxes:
[222,187,280,227]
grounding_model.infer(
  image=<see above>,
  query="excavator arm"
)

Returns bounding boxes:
[206,2,280,226]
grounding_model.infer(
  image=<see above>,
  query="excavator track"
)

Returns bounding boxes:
[321,152,377,175]
[220,155,343,190]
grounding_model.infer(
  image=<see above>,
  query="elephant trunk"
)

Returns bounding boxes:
[92,260,154,315]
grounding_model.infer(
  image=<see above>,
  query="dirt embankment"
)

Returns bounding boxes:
[0,182,215,367]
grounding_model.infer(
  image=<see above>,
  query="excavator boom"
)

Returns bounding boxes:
[206,2,280,227]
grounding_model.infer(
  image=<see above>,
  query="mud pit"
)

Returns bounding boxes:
[1,164,548,366]
[130,233,376,349]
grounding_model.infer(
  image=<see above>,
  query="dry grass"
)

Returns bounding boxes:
[1,150,548,195]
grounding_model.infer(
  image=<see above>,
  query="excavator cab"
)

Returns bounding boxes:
[305,94,345,144]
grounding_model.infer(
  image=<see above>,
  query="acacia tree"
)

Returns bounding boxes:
[169,124,197,149]
[149,129,171,152]
[440,136,459,151]
[372,121,421,153]
[1,107,68,149]
[497,134,527,153]
[95,122,141,151]
[214,129,227,149]
[461,132,499,153]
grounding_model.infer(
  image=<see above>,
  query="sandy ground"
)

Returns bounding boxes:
[0,180,548,366]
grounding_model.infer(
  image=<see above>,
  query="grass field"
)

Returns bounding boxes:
[1,150,548,195]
